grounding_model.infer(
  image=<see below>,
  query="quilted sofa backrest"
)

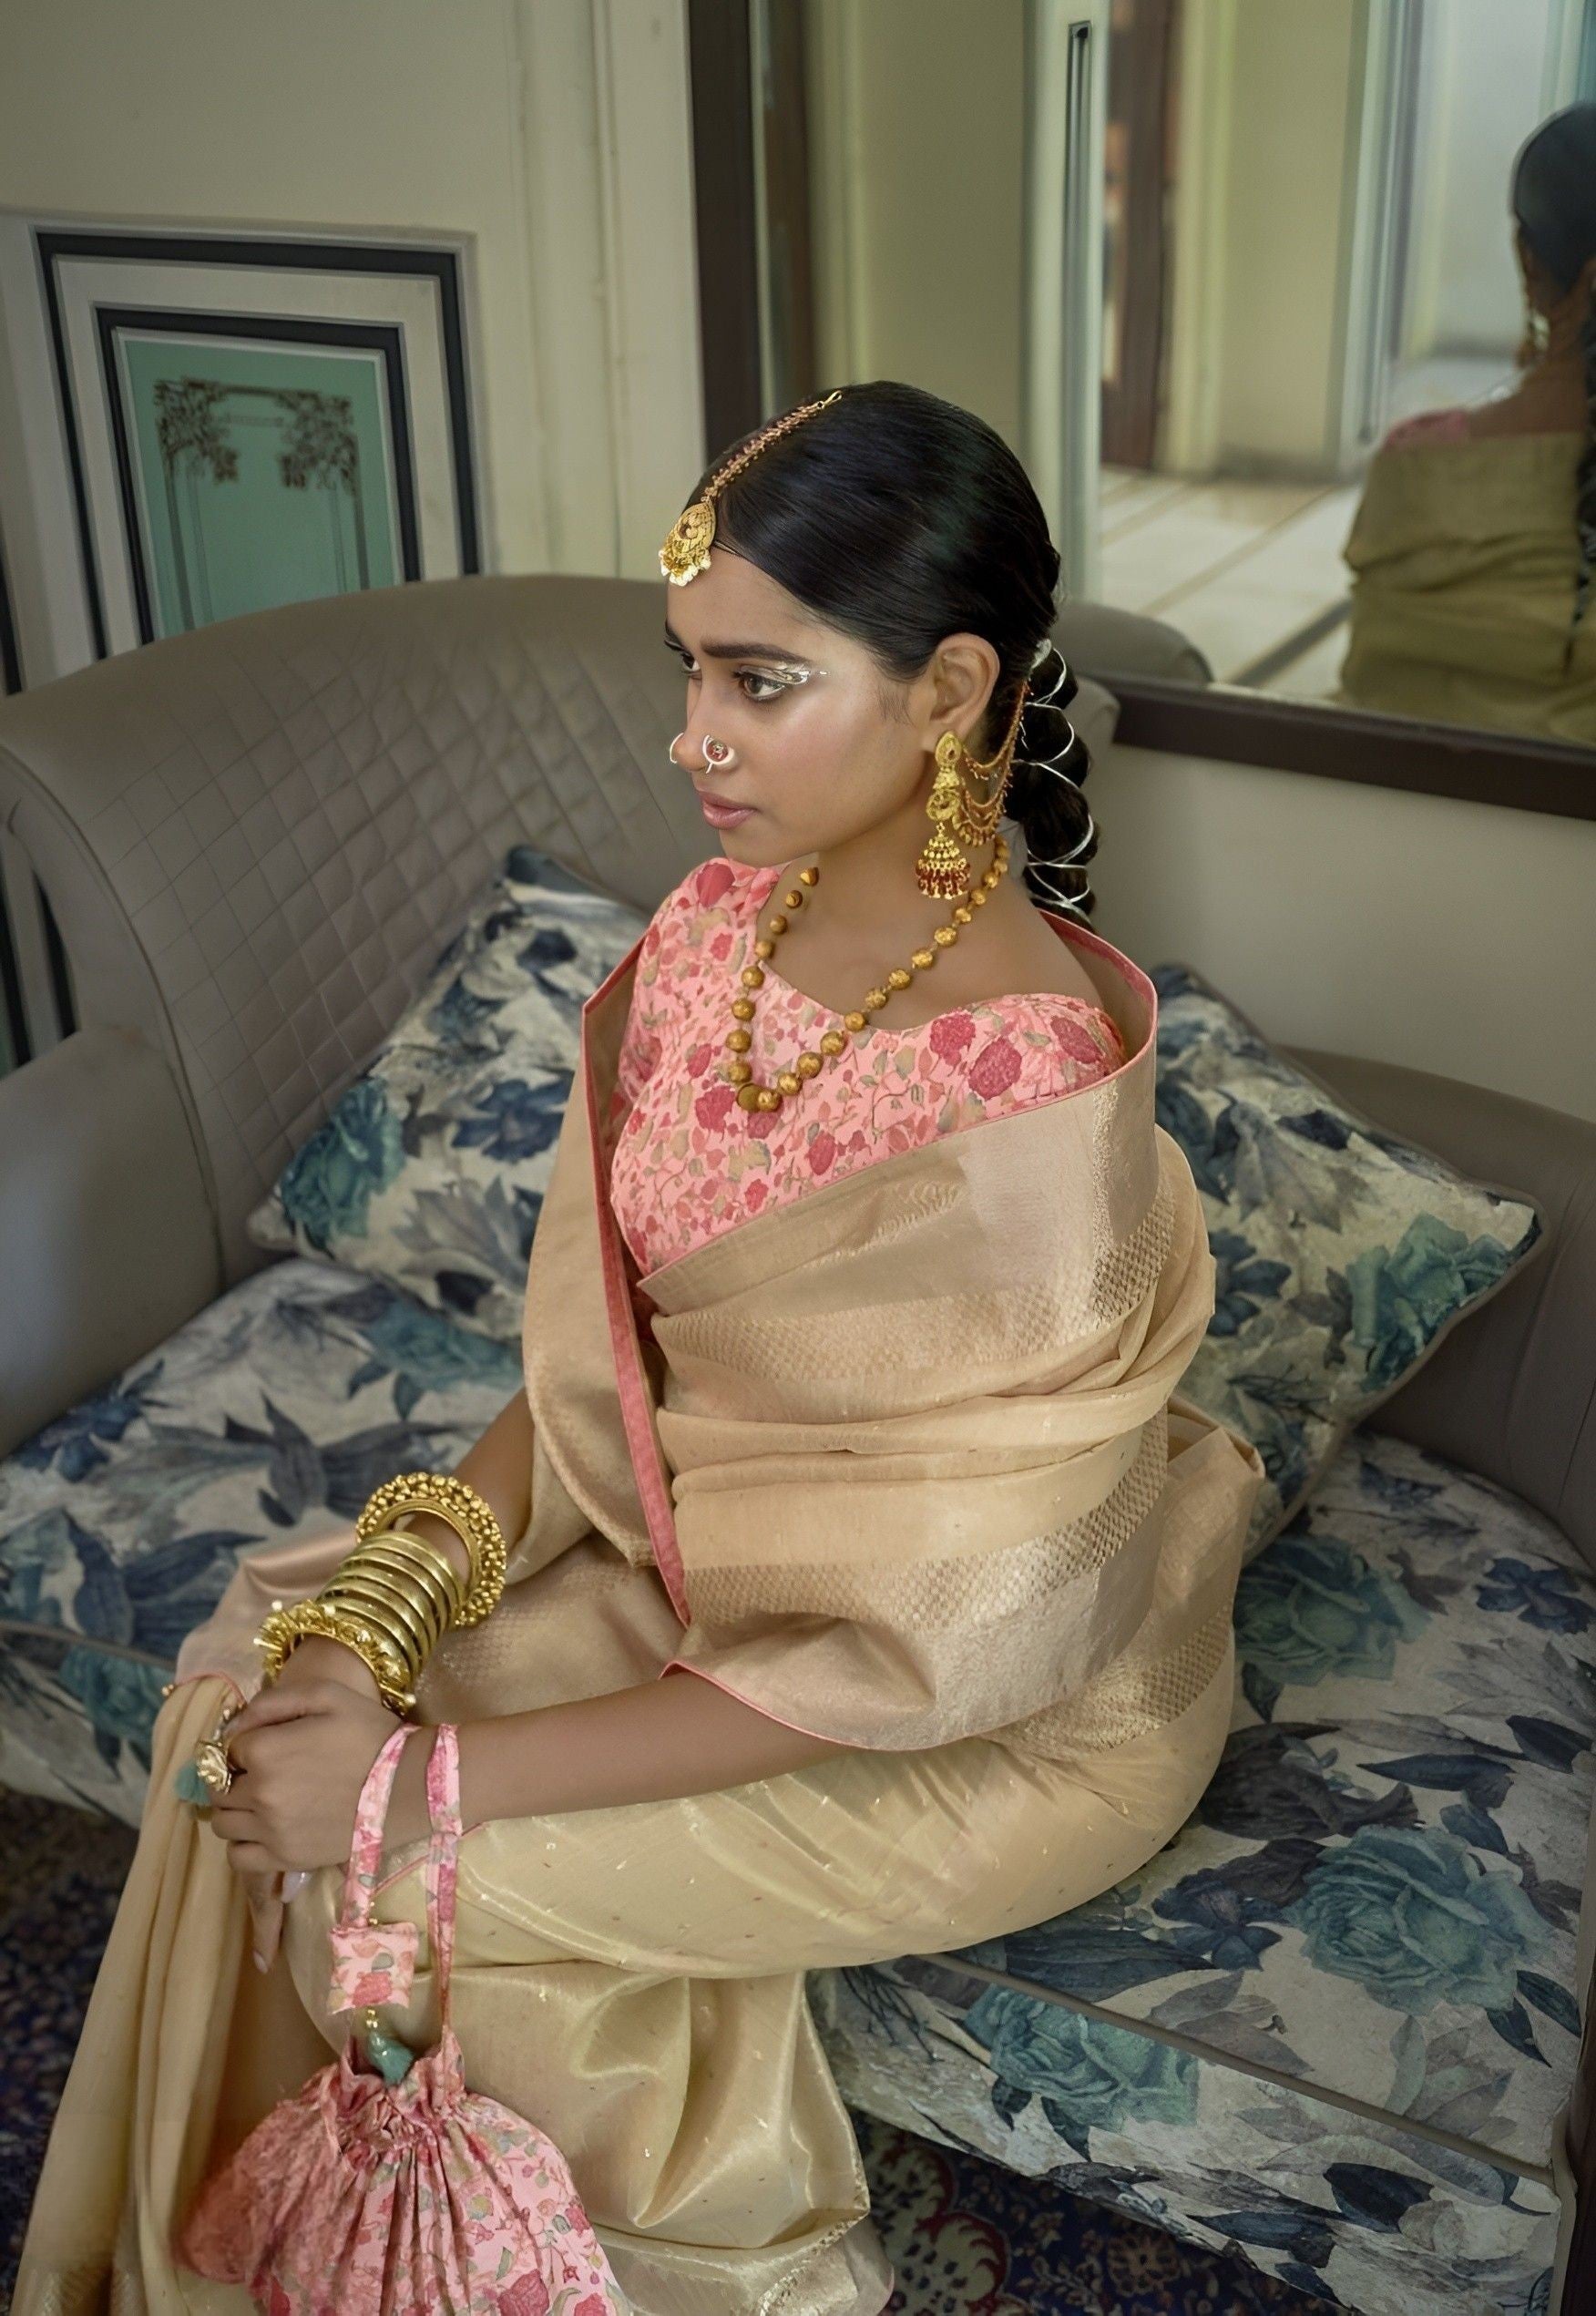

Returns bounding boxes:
[0,576,715,1280]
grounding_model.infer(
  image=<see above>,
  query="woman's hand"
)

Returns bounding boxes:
[211,1672,405,1875]
[234,1637,386,1969]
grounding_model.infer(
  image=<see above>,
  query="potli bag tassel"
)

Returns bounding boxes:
[176,1721,628,2314]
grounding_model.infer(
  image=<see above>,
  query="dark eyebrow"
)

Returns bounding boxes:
[663,625,811,662]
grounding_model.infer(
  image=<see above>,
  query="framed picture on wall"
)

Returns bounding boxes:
[0,223,485,681]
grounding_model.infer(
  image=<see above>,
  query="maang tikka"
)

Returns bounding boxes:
[660,390,844,586]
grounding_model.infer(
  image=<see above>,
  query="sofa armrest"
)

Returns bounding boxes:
[0,1028,222,1457]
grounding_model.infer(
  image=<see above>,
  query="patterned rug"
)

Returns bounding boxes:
[0,1785,1331,2313]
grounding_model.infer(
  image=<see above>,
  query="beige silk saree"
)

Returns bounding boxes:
[15,910,1264,2316]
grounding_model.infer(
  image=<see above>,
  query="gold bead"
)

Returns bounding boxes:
[753,938,774,959]
[910,948,936,970]
[775,1071,802,1096]
[741,967,765,990]
[736,1082,765,1110]
[728,1059,752,1084]
[864,988,888,1010]
[783,888,804,909]
[798,866,819,885]
[732,997,755,1020]
[756,1087,781,1110]
[886,967,912,990]
[795,1052,822,1077]
[726,1028,752,1052]
[934,925,957,946]
[952,907,973,926]
[843,1010,867,1032]
[819,1030,846,1056]
[971,888,987,906]
[768,914,788,935]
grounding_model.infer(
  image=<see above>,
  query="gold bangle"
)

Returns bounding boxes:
[368,1496,478,1596]
[255,1601,414,1713]
[318,1585,428,1683]
[354,1530,468,1626]
[322,1568,436,1665]
[332,1538,454,1636]
[357,1474,507,1626]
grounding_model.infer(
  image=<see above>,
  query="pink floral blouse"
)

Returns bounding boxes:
[605,856,1129,1278]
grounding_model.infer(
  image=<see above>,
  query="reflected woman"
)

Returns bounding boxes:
[1341,102,1596,742]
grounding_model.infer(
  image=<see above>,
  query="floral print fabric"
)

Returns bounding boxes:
[248,846,649,1343]
[607,856,1128,1275]
[1151,961,1542,1557]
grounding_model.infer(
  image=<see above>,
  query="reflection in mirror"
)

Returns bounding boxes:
[1095,0,1596,744]
[750,0,1596,758]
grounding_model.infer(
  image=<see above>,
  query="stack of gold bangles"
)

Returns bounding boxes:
[179,1472,508,1807]
[255,1471,508,1717]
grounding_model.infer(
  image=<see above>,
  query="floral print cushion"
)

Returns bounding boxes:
[247,846,648,1344]
[1150,961,1544,1556]
[813,1427,1593,2316]
[0,1257,519,1823]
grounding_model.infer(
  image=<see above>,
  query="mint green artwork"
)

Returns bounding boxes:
[119,337,402,636]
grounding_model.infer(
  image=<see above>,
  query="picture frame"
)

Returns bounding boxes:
[0,222,485,681]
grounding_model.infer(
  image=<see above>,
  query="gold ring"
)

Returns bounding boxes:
[191,1738,235,1798]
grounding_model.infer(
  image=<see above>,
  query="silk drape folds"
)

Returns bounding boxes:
[14,912,1263,2316]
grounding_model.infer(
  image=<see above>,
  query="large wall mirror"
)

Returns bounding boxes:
[691,0,1596,818]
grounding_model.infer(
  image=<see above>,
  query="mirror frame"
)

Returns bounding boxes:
[687,0,1596,825]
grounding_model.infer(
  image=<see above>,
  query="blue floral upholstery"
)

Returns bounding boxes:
[247,847,647,1343]
[1152,963,1543,1559]
[812,1430,1591,2316]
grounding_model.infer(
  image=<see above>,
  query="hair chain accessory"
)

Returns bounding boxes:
[660,390,844,585]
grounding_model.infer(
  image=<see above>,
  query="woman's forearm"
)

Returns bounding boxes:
[387,1669,853,1841]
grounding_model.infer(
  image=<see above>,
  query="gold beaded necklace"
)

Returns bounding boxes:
[724,831,1012,1113]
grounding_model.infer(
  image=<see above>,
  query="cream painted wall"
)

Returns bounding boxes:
[0,0,702,588]
[1090,744,1596,1123]
[803,0,1027,447]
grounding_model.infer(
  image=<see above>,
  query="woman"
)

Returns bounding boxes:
[1340,102,1596,741]
[15,379,1263,2316]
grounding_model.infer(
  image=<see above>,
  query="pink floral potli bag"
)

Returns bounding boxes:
[177,1719,629,2315]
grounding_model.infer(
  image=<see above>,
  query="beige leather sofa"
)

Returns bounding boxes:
[0,577,1591,2316]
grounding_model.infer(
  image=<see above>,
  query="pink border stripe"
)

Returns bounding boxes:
[579,951,691,1628]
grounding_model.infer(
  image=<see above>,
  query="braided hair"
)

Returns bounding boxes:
[1510,103,1596,656]
[687,379,1100,917]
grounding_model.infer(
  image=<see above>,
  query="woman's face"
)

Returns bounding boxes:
[664,547,995,867]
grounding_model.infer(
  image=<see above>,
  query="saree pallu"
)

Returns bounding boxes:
[14,916,1264,2316]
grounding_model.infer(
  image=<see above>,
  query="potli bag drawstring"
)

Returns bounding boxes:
[177,1722,628,2314]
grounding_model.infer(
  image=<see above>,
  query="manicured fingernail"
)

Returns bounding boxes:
[253,1950,269,1973]
[281,1871,311,1901]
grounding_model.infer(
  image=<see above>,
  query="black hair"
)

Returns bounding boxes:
[1510,102,1596,651]
[683,378,1098,917]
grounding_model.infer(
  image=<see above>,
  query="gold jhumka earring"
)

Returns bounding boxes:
[915,680,1029,898]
